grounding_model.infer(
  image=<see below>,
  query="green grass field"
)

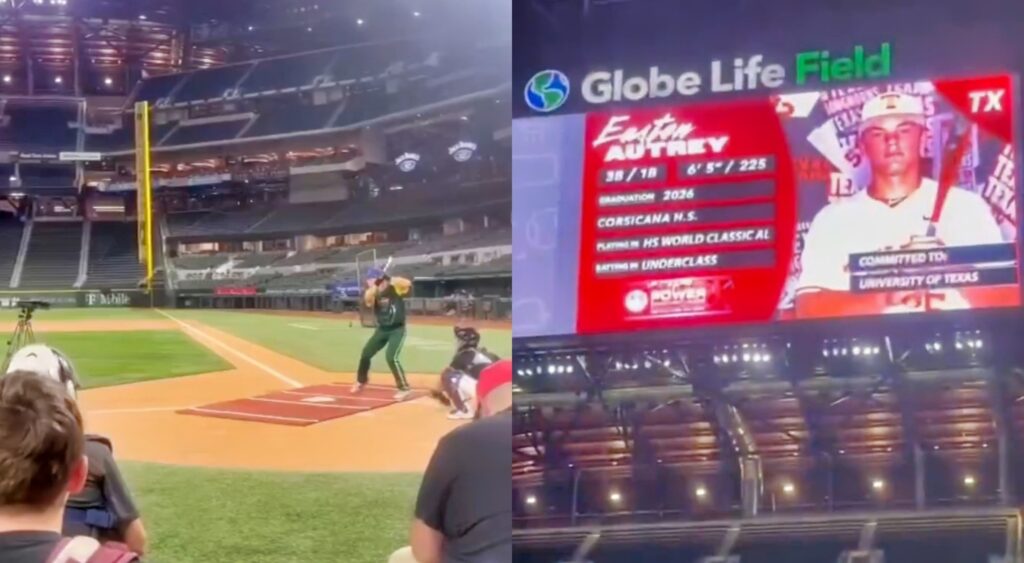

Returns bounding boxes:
[172,309,512,375]
[122,462,420,563]
[33,330,231,389]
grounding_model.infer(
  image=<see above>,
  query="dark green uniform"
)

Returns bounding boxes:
[356,284,410,390]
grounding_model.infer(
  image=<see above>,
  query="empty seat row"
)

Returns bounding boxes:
[82,222,144,289]
[134,42,418,106]
[19,223,81,289]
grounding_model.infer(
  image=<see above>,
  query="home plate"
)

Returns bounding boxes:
[178,382,427,426]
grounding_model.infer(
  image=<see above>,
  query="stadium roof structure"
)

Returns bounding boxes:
[0,0,511,95]
[513,310,1024,538]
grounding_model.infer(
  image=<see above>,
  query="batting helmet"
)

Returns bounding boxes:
[454,326,481,349]
[5,344,80,399]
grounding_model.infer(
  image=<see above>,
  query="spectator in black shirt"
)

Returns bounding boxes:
[0,372,138,563]
[392,359,512,563]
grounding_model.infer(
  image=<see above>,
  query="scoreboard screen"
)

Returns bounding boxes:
[513,74,1020,337]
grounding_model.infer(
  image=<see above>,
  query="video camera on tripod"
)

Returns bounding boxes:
[2,300,49,372]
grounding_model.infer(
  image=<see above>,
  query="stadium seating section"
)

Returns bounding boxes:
[0,220,147,290]
[170,225,510,293]
[164,179,507,241]
[19,223,82,289]
[163,119,250,146]
[82,40,506,152]
[83,222,144,289]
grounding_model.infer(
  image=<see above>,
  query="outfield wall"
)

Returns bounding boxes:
[0,290,166,309]
[174,293,512,321]
[0,289,511,321]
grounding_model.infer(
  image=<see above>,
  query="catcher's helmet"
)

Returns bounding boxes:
[454,326,481,349]
[5,344,80,399]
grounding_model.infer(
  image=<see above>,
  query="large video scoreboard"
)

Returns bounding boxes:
[513,75,1019,337]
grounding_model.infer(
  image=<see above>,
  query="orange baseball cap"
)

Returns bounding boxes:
[477,359,512,402]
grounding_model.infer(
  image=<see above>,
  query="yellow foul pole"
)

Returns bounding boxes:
[133,101,154,294]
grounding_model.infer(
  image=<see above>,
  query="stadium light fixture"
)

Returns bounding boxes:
[694,486,708,499]
[139,14,147,20]
[413,11,421,17]
[54,76,62,84]
[782,482,796,495]
[1,75,10,84]
[608,491,622,503]
[871,479,885,491]
[356,18,365,26]
[525,494,537,506]
[954,330,985,352]
[104,77,113,86]
[963,475,976,487]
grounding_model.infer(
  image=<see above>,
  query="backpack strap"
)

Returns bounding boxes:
[88,544,139,563]
[48,536,139,563]
[85,434,114,454]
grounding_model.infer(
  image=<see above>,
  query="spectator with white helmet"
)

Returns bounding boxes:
[0,370,139,562]
[5,345,148,557]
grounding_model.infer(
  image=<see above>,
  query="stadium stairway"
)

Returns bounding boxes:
[18,222,83,289]
[0,220,24,288]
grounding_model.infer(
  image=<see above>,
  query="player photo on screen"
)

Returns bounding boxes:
[573,74,1018,334]
[781,76,1018,319]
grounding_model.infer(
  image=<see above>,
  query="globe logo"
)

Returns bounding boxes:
[624,289,649,315]
[524,69,569,113]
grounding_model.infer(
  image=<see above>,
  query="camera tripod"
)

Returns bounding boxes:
[2,305,38,373]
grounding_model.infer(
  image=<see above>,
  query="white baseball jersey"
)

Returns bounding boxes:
[797,178,1004,292]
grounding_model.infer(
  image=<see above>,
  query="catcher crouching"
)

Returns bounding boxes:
[430,326,499,420]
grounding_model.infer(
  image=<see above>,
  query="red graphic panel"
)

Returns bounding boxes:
[576,101,797,334]
[934,75,1014,143]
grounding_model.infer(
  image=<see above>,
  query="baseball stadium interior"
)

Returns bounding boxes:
[0,0,511,319]
[512,0,1024,562]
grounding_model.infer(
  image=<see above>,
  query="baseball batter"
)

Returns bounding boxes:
[795,92,1003,318]
[353,271,414,400]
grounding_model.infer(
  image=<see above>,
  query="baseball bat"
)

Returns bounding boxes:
[927,116,973,237]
